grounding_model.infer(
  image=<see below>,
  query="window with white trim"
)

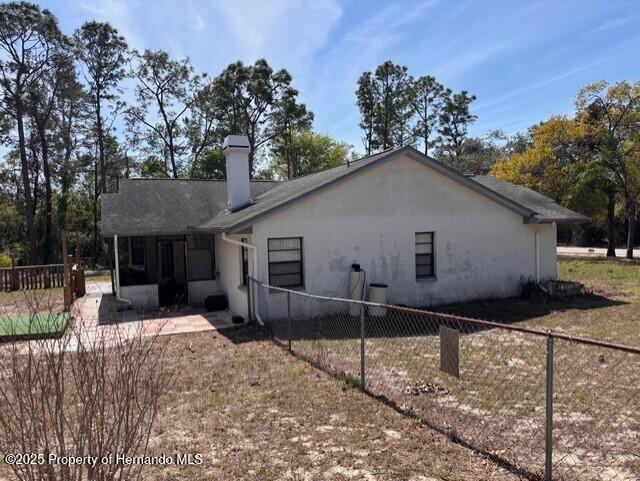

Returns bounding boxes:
[268,237,304,287]
[415,232,435,279]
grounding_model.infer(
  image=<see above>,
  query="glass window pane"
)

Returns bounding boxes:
[271,273,302,287]
[131,237,145,266]
[416,243,432,254]
[268,237,303,287]
[187,234,212,250]
[268,238,301,250]
[416,254,432,266]
[270,262,301,276]
[188,249,212,281]
[416,264,433,277]
[269,250,301,262]
[415,233,432,244]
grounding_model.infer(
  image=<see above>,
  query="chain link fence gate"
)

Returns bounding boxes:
[249,277,640,481]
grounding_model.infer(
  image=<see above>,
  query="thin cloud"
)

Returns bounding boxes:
[474,60,607,112]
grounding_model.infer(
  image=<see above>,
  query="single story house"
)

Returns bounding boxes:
[102,135,587,320]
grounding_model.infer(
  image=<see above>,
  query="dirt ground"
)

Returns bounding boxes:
[143,328,519,481]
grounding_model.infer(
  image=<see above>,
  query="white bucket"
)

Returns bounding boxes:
[348,270,365,317]
[368,283,388,317]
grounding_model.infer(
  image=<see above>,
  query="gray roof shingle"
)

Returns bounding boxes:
[102,147,588,237]
[101,179,279,237]
[471,175,589,223]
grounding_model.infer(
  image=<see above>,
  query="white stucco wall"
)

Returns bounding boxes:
[214,232,249,318]
[187,279,219,307]
[120,284,158,309]
[250,154,558,320]
[536,222,557,280]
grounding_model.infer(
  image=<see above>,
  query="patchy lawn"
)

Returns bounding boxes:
[145,329,518,481]
[272,258,640,480]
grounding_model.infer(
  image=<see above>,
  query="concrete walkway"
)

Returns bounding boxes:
[70,277,242,344]
[558,246,640,258]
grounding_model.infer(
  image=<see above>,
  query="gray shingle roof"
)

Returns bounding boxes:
[200,148,397,232]
[101,179,279,237]
[471,175,589,223]
[102,147,588,237]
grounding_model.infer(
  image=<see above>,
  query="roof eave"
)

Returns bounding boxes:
[524,215,591,225]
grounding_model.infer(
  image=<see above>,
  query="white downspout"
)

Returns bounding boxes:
[535,230,540,282]
[221,232,263,325]
[113,235,132,308]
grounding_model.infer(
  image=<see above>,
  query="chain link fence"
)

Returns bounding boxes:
[249,277,640,481]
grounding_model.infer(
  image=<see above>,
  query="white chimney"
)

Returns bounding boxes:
[223,135,251,211]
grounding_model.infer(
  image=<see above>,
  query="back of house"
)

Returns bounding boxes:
[102,135,586,319]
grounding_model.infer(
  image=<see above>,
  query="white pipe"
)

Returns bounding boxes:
[113,235,132,308]
[535,231,540,282]
[221,232,263,325]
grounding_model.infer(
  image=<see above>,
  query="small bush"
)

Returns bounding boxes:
[520,275,547,301]
[0,252,11,267]
[340,374,361,391]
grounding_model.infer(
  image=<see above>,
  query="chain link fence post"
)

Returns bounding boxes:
[287,291,292,352]
[545,331,554,481]
[360,302,366,391]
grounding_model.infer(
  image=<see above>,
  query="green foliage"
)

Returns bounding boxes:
[436,90,478,164]
[0,252,11,267]
[211,59,313,176]
[189,147,226,180]
[269,131,351,179]
[356,61,412,153]
[355,62,477,164]
[128,49,197,179]
[408,75,447,155]
[340,374,361,391]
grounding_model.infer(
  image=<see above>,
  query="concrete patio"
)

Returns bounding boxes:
[74,277,245,339]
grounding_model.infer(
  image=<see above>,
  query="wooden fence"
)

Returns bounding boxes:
[0,264,65,292]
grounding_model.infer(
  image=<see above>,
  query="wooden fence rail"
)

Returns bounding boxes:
[0,264,65,292]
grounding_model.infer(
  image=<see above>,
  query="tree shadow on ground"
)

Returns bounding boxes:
[260,293,628,343]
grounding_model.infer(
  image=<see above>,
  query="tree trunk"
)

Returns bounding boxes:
[627,205,636,259]
[93,158,100,266]
[168,134,178,179]
[16,100,37,264]
[606,191,616,257]
[96,91,107,195]
[39,126,53,265]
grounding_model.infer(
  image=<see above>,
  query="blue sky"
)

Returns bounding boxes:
[37,0,640,152]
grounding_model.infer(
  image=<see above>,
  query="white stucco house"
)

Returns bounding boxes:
[102,135,587,320]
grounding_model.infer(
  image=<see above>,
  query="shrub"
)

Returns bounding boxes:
[519,275,547,301]
[0,301,170,481]
[0,252,11,267]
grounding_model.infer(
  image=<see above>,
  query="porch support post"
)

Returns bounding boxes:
[114,235,121,298]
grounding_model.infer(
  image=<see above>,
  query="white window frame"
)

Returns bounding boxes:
[267,237,304,288]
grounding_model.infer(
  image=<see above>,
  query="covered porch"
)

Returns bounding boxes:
[114,234,219,309]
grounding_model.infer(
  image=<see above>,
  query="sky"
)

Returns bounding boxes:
[34,0,640,152]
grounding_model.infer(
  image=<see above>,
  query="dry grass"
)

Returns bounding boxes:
[0,288,64,317]
[277,258,640,480]
[140,328,518,481]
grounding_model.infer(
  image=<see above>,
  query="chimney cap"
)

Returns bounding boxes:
[223,135,250,151]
